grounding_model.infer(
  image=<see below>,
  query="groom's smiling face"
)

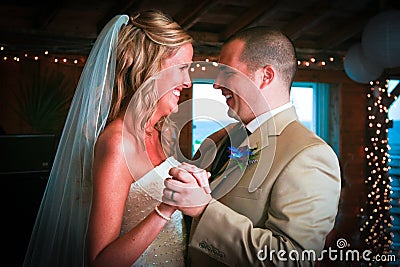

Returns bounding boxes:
[213,39,260,125]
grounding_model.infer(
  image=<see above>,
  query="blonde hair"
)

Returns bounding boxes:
[107,10,192,152]
[108,10,192,122]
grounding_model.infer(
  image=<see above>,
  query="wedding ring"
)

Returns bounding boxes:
[170,191,175,201]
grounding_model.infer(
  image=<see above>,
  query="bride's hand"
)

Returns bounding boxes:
[162,166,212,219]
[176,162,211,194]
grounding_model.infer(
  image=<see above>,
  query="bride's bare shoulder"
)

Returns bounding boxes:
[95,119,125,154]
[96,118,141,156]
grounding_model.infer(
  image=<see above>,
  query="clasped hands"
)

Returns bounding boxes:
[162,162,212,219]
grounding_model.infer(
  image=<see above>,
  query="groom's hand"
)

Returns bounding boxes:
[162,164,212,219]
[177,162,211,194]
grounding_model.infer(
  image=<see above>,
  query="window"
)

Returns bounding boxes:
[192,82,333,156]
[388,79,400,262]
[291,82,331,144]
[192,83,236,156]
[290,84,314,131]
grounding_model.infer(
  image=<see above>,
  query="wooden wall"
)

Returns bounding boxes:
[0,59,83,134]
[0,59,83,264]
[0,60,370,259]
[296,69,369,253]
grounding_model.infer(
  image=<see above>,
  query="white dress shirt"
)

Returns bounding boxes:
[246,102,293,133]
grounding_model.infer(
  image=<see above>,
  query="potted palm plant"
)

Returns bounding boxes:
[15,69,73,136]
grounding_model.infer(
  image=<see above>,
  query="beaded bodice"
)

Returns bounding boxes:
[120,157,186,266]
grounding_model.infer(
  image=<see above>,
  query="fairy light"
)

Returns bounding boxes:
[0,46,86,66]
[2,45,342,70]
[295,56,341,69]
[360,78,394,258]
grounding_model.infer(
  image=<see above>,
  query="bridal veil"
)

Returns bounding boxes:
[23,15,129,267]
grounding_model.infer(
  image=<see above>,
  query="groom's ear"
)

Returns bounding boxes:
[260,65,274,88]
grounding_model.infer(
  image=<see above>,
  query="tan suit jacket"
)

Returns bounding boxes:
[188,107,341,266]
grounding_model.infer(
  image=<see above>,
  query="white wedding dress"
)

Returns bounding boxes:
[120,157,186,267]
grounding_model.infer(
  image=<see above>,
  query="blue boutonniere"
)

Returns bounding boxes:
[228,145,260,171]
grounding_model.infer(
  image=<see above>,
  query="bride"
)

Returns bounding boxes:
[24,10,196,267]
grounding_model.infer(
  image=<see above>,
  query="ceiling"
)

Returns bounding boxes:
[1,0,399,71]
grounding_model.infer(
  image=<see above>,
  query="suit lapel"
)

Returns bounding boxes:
[209,123,247,196]
[209,123,247,177]
[210,107,299,197]
[209,134,230,177]
[247,107,299,192]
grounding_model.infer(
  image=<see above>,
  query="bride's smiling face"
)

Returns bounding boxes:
[156,43,193,116]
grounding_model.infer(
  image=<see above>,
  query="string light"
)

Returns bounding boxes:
[360,78,394,259]
[296,56,342,69]
[3,45,342,70]
[0,46,86,66]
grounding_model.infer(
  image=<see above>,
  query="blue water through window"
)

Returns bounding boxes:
[192,82,327,156]
[388,79,400,265]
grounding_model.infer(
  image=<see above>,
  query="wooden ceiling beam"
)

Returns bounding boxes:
[34,1,63,30]
[173,0,219,30]
[0,31,94,54]
[283,2,331,41]
[189,30,221,46]
[317,13,372,51]
[221,0,277,40]
[247,1,282,27]
[96,0,143,33]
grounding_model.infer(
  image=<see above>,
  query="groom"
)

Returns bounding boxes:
[163,27,341,266]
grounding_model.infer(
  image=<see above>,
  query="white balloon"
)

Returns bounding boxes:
[344,43,383,84]
[362,9,400,69]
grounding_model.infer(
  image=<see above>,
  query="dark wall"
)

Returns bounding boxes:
[0,59,81,264]
[0,61,370,264]
[0,59,82,134]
